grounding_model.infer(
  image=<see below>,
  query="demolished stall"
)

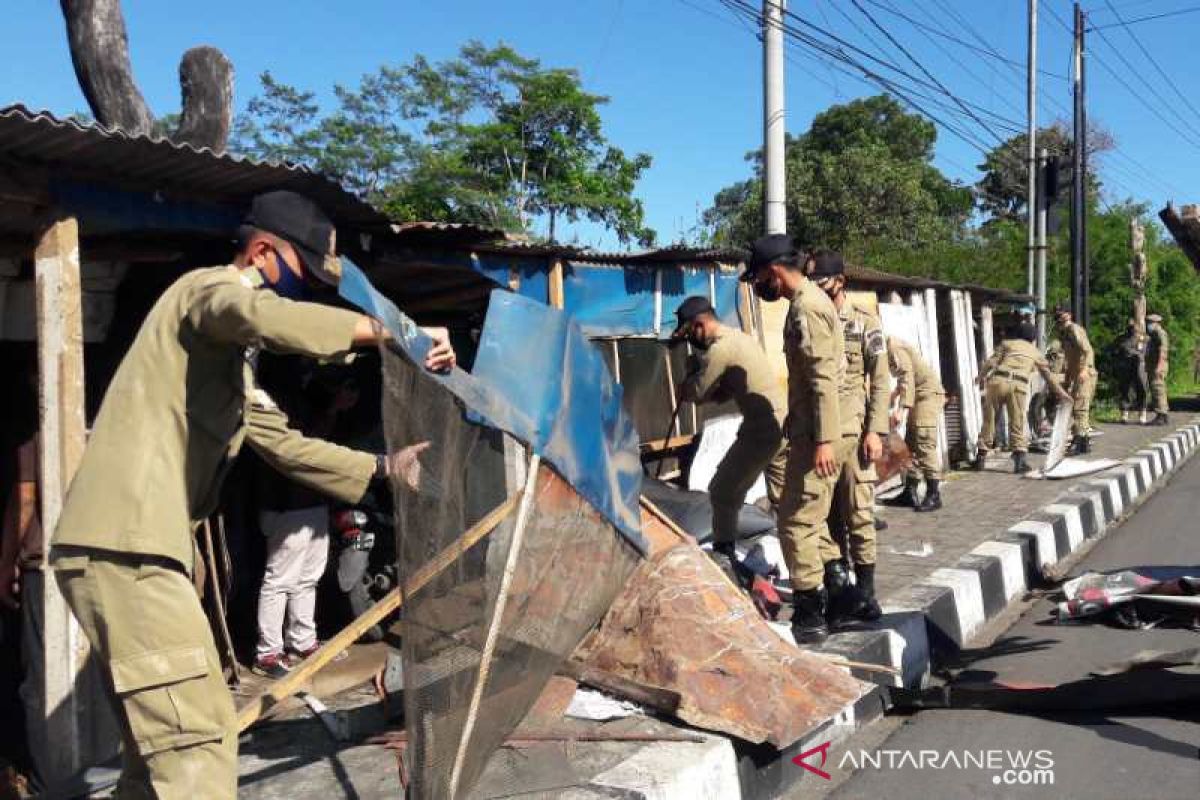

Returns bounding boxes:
[0,105,866,798]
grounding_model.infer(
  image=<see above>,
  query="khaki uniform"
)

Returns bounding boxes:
[683,326,788,544]
[830,304,890,566]
[979,339,1063,453]
[1147,325,1170,414]
[52,266,377,798]
[886,338,945,481]
[776,281,844,592]
[1058,321,1096,437]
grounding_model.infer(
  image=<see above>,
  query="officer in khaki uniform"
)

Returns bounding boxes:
[808,251,890,624]
[1052,306,1096,453]
[973,323,1072,474]
[884,336,946,512]
[741,235,844,644]
[1146,313,1170,425]
[50,192,456,798]
[671,296,788,558]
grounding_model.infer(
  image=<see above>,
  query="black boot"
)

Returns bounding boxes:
[970,451,987,471]
[883,479,919,508]
[874,518,889,532]
[823,560,854,629]
[852,563,883,621]
[1078,436,1092,454]
[792,587,829,644]
[914,480,942,512]
[1012,451,1032,474]
[1154,412,1169,426]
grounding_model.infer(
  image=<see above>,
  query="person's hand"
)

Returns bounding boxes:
[0,560,19,610]
[383,442,431,490]
[420,327,456,373]
[862,431,883,463]
[814,441,837,478]
[1059,389,1074,403]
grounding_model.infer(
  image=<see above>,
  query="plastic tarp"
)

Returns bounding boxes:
[338,260,646,553]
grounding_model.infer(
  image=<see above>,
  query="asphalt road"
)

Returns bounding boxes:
[814,453,1200,800]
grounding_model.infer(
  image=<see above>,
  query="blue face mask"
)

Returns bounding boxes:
[262,252,309,301]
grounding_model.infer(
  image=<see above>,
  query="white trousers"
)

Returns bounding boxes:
[256,505,330,657]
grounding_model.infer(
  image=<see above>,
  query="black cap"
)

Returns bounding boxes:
[807,249,844,279]
[244,190,342,286]
[1052,304,1071,317]
[671,295,715,339]
[740,233,797,282]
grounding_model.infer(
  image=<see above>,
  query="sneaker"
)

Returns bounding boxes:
[252,652,291,679]
[286,642,348,667]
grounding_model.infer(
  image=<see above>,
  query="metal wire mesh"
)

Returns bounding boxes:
[379,344,640,799]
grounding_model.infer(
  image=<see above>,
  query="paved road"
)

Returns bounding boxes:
[816,454,1200,800]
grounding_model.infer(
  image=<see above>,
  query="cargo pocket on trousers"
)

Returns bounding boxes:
[110,646,226,755]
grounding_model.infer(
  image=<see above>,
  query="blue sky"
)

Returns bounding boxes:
[4,0,1198,249]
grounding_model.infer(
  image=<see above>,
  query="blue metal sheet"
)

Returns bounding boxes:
[562,263,656,337]
[339,261,646,553]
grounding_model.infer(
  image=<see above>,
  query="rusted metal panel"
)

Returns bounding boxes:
[571,542,865,748]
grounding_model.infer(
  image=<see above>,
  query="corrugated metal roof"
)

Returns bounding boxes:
[0,104,389,229]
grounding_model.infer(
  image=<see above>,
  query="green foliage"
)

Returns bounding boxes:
[232,42,654,245]
[704,96,972,252]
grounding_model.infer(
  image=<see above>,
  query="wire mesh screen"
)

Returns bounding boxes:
[379,343,640,799]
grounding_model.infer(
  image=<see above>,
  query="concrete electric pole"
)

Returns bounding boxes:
[1026,0,1038,298]
[763,0,787,235]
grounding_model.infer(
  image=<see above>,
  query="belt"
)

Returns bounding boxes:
[992,370,1029,384]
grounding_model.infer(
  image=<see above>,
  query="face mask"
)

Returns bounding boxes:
[689,330,710,351]
[754,277,781,302]
[262,251,309,301]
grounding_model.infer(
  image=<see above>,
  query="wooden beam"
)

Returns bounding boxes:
[639,433,696,453]
[548,259,565,309]
[34,216,91,782]
[235,490,523,732]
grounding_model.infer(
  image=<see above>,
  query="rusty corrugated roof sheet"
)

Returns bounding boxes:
[0,104,390,229]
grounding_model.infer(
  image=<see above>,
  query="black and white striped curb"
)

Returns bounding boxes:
[816,418,1200,690]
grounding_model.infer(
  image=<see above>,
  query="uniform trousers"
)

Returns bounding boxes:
[981,377,1031,452]
[1069,369,1096,436]
[52,546,237,799]
[777,436,849,590]
[831,435,879,566]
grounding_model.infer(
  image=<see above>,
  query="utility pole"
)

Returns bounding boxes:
[1026,0,1038,297]
[1071,2,1088,325]
[1036,148,1049,346]
[763,0,787,235]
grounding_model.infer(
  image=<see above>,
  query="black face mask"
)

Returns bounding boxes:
[689,332,711,351]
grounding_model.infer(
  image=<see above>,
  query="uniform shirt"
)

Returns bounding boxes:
[886,337,944,410]
[980,338,1061,390]
[684,326,786,437]
[783,280,844,443]
[1059,321,1095,377]
[53,266,377,573]
[1146,326,1169,370]
[837,303,890,438]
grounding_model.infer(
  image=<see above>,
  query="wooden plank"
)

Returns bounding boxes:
[235,491,523,732]
[639,433,696,452]
[548,259,565,309]
[34,216,91,783]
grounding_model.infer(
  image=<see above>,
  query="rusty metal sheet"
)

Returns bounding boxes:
[571,542,865,748]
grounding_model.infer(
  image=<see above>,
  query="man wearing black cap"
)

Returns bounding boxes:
[741,234,844,643]
[48,190,455,797]
[1052,306,1096,453]
[808,249,890,624]
[975,323,1072,474]
[672,296,788,558]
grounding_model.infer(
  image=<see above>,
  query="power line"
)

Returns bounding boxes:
[845,0,1009,145]
[1101,0,1200,128]
[1089,4,1200,29]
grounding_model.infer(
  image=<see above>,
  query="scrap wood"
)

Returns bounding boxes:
[235,492,522,732]
[369,730,707,749]
[570,542,864,748]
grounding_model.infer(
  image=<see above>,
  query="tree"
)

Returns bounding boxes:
[59,0,234,150]
[703,96,972,255]
[975,121,1114,225]
[233,42,655,245]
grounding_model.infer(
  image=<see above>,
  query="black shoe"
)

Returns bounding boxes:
[914,482,942,512]
[824,560,855,629]
[970,453,987,471]
[792,587,829,644]
[1153,413,1169,426]
[874,518,889,532]
[851,563,883,621]
[882,485,918,508]
[1012,452,1032,474]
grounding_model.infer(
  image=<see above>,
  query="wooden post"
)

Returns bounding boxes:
[34,216,91,782]
[548,259,565,309]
